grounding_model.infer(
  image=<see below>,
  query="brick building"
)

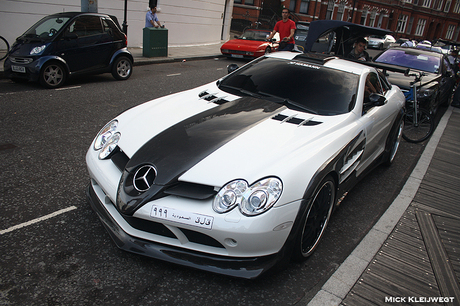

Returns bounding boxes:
[232,0,460,42]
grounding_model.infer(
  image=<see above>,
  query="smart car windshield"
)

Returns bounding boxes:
[374,49,441,74]
[22,16,70,41]
[219,57,358,115]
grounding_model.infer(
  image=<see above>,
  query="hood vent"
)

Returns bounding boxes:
[198,90,229,105]
[272,114,322,127]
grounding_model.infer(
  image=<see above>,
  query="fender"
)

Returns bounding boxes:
[28,55,69,81]
[109,47,134,66]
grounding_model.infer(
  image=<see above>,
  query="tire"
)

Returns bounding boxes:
[384,116,404,166]
[265,47,271,55]
[402,107,434,143]
[111,56,132,80]
[379,43,384,50]
[292,175,336,261]
[39,62,66,88]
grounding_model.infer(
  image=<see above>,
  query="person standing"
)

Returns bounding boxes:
[267,8,296,51]
[145,6,162,28]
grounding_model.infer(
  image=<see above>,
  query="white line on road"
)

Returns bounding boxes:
[0,206,78,235]
[167,73,182,77]
[55,86,81,91]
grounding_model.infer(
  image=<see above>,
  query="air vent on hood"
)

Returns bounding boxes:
[272,114,322,126]
[198,90,229,105]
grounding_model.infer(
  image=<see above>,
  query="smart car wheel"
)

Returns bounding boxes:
[384,116,404,166]
[293,175,336,261]
[39,62,66,88]
[112,56,133,80]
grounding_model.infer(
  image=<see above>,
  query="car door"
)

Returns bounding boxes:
[59,15,112,73]
[357,71,394,172]
[438,56,456,105]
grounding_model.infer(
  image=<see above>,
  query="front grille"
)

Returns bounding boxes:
[123,215,225,249]
[10,57,33,64]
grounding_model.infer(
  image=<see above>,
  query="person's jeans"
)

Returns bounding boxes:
[278,43,294,51]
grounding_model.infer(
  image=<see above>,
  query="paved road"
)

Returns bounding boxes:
[0,57,432,305]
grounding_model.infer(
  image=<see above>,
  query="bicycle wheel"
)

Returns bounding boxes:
[402,107,434,143]
[0,36,9,61]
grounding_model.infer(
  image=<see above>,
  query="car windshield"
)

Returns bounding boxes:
[219,57,358,115]
[239,30,271,41]
[22,16,70,41]
[374,49,441,74]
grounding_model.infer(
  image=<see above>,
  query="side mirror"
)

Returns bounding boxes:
[227,64,239,74]
[368,93,387,106]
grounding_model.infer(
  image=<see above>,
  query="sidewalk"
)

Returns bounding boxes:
[308,106,460,305]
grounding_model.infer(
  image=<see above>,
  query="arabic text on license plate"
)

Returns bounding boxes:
[12,66,26,73]
[150,205,214,230]
[231,54,244,58]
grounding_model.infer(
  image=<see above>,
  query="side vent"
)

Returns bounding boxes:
[198,90,229,105]
[272,114,322,126]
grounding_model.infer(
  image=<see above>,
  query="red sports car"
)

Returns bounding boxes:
[221,29,279,59]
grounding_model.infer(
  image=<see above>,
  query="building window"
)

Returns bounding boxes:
[415,19,426,36]
[436,0,444,9]
[446,24,456,39]
[444,0,452,11]
[336,1,345,20]
[422,0,433,7]
[289,0,297,12]
[453,0,460,12]
[405,0,412,3]
[326,0,335,20]
[300,0,309,14]
[396,14,408,33]
[245,0,254,4]
[369,9,377,27]
[234,0,242,3]
[407,17,414,34]
[361,7,368,25]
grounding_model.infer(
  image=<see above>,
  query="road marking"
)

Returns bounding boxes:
[167,73,181,77]
[55,86,81,91]
[0,206,77,235]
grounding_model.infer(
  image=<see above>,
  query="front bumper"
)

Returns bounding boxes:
[86,182,288,279]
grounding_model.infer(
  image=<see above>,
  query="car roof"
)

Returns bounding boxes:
[44,12,122,30]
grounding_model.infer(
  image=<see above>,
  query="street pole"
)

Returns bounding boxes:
[122,0,128,35]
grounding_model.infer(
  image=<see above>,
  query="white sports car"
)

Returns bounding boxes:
[86,52,405,279]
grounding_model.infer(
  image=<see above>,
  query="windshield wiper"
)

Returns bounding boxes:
[218,84,264,99]
[256,91,319,114]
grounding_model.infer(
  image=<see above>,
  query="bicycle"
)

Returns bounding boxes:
[402,71,434,143]
[0,35,10,61]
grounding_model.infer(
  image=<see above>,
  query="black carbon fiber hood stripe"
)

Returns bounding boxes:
[117,96,284,215]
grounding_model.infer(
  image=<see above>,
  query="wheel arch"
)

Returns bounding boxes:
[110,48,134,66]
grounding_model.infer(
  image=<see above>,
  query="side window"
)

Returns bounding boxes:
[68,16,103,37]
[378,71,391,93]
[364,72,382,99]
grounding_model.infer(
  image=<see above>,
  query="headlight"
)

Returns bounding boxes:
[98,132,120,159]
[30,44,47,55]
[94,120,118,150]
[213,177,283,216]
[416,88,435,100]
[93,120,121,160]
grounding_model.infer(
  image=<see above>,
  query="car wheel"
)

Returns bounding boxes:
[384,116,404,166]
[379,43,384,50]
[265,47,271,55]
[39,62,66,88]
[111,56,132,80]
[292,175,336,261]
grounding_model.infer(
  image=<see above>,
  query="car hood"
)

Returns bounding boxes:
[9,40,52,57]
[222,39,266,50]
[112,83,353,214]
[385,70,440,90]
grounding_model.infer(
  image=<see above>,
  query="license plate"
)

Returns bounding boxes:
[12,65,26,73]
[150,205,214,230]
[231,54,244,58]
